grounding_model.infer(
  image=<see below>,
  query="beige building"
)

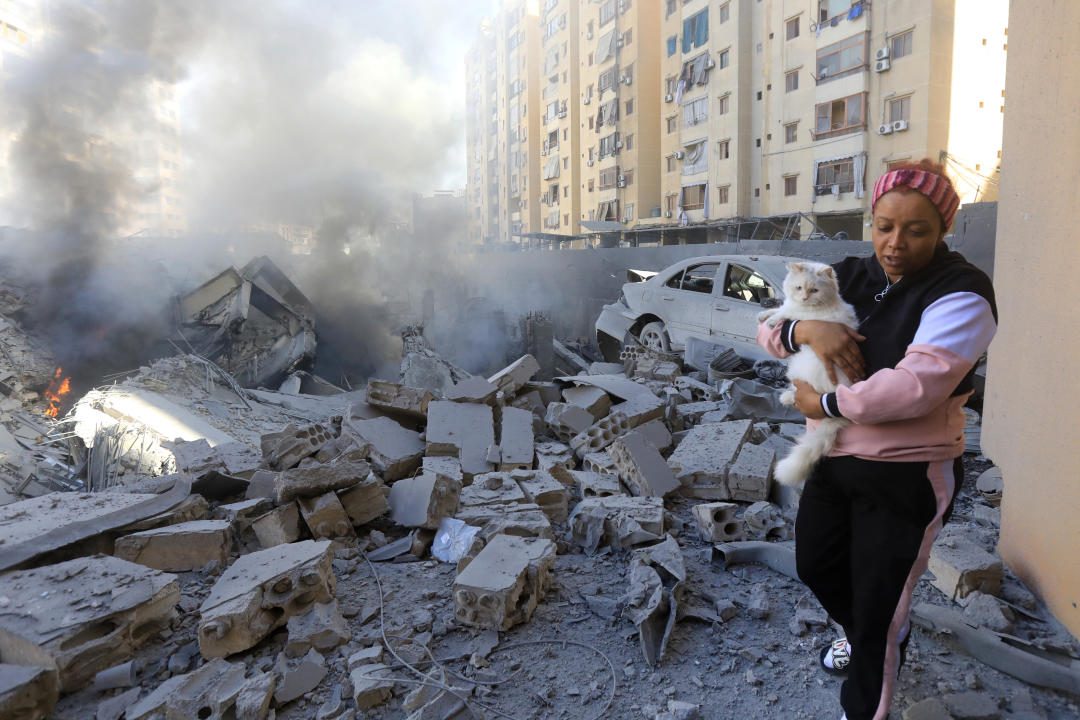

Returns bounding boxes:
[538,0,580,238]
[0,0,36,219]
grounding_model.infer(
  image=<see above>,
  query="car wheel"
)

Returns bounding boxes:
[638,321,671,353]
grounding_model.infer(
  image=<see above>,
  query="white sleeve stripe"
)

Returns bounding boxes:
[911,292,997,363]
[786,320,799,351]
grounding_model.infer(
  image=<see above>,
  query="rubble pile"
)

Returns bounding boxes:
[0,261,1075,719]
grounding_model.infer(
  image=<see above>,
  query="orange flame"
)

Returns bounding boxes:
[44,367,71,418]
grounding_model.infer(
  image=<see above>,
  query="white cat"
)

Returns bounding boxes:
[758,261,860,486]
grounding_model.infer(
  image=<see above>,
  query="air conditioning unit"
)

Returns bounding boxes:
[620,216,628,223]
[558,109,567,118]
[891,119,909,132]
[874,58,891,72]
[583,96,591,105]
[617,180,626,188]
[616,38,624,48]
[664,93,674,103]
[617,174,626,182]
[615,140,624,149]
[664,210,673,218]
[878,123,893,135]
[541,148,549,156]
[617,0,625,11]
[674,151,684,159]
[623,76,632,85]
[876,46,891,60]
[587,160,594,167]
[587,30,593,40]
[705,58,716,69]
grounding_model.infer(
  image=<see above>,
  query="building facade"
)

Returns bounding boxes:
[466,0,1008,246]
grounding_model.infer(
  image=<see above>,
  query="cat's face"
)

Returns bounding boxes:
[783,263,839,307]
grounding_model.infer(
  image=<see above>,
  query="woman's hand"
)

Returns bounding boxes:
[792,380,827,420]
[792,320,867,384]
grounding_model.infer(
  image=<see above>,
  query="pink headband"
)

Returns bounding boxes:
[871,169,960,230]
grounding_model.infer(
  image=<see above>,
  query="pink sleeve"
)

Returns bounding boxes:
[756,322,791,358]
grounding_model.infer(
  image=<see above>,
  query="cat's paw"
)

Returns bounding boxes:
[757,309,776,324]
[779,388,795,406]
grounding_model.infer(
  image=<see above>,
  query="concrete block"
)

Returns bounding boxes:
[692,502,743,543]
[583,450,616,474]
[121,493,210,533]
[608,430,680,498]
[961,591,1014,633]
[569,496,665,550]
[270,461,373,504]
[727,443,775,502]
[347,645,384,669]
[337,474,390,526]
[234,672,276,720]
[198,540,335,658]
[274,649,328,705]
[698,407,735,424]
[0,664,58,720]
[630,357,680,382]
[388,472,462,529]
[569,412,632,459]
[286,600,350,657]
[636,418,672,452]
[513,469,570,523]
[487,354,540,396]
[455,502,554,541]
[460,472,527,508]
[545,402,595,441]
[0,556,178,692]
[667,420,752,497]
[350,663,395,710]
[126,658,248,720]
[452,535,557,630]
[365,379,435,418]
[445,375,499,404]
[347,417,424,481]
[509,389,545,416]
[562,385,612,420]
[114,519,235,572]
[673,400,730,426]
[251,502,304,548]
[536,441,575,476]
[589,361,625,375]
[498,406,534,471]
[298,492,356,540]
[743,501,790,540]
[426,401,495,478]
[213,498,273,527]
[570,470,624,498]
[610,393,666,428]
[260,423,334,470]
[523,380,562,406]
[928,539,1003,600]
[674,376,719,402]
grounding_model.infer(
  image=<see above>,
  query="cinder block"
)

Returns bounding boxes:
[456,502,554,541]
[570,470,624,498]
[114,519,234,572]
[727,443,775,502]
[636,418,672,452]
[426,401,495,478]
[583,451,616,474]
[673,401,730,426]
[561,385,612,421]
[337,474,390,526]
[743,501,790,540]
[388,472,462,529]
[0,664,58,720]
[673,376,719,402]
[297,492,356,540]
[498,406,534,471]
[125,658,249,720]
[260,423,334,470]
[486,354,540,396]
[251,503,304,548]
[452,535,557,630]
[198,540,335,658]
[545,402,595,441]
[285,600,350,657]
[692,502,743,543]
[423,456,465,485]
[668,420,753,498]
[0,556,178,691]
[460,472,527,508]
[630,357,680,382]
[608,430,680,498]
[364,379,435,418]
[268,460,373,504]
[445,375,499,404]
[569,412,632,459]
[568,496,665,550]
[610,393,666,428]
[346,417,424,481]
[928,538,1003,601]
[513,469,569,523]
[536,441,575,477]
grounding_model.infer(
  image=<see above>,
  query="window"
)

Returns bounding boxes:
[676,263,720,293]
[665,193,678,213]
[598,131,620,158]
[817,33,867,81]
[786,16,800,41]
[717,94,730,115]
[886,157,910,171]
[724,264,777,303]
[718,139,730,159]
[666,116,678,133]
[785,122,798,144]
[625,170,634,185]
[625,203,634,220]
[625,99,634,115]
[665,0,677,18]
[720,3,730,23]
[815,157,856,194]
[889,95,911,124]
[625,134,634,150]
[682,183,707,210]
[623,29,632,46]
[784,175,798,196]
[890,30,913,59]
[598,67,617,94]
[682,9,709,53]
[600,0,616,26]
[683,96,708,127]
[718,49,730,69]
[818,0,850,23]
[682,139,708,175]
[814,93,866,138]
[717,185,730,204]
[666,75,679,95]
[588,178,595,191]
[667,36,677,56]
[785,70,798,92]
[666,155,677,172]
[599,166,619,189]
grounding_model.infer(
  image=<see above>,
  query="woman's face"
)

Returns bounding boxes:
[872,188,945,283]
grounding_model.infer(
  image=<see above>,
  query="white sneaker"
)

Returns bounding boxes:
[820,636,852,675]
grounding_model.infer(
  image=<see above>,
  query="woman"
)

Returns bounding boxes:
[757,160,997,720]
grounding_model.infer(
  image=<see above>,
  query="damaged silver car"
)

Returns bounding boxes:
[595,255,803,362]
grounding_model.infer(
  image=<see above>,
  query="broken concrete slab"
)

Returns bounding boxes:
[0,664,58,720]
[562,385,612,421]
[608,430,680,498]
[726,443,776,503]
[251,502,305,548]
[498,406,534,471]
[629,357,680,383]
[942,691,1001,719]
[274,648,328,706]
[259,460,372,504]
[212,497,272,526]
[346,417,424,481]
[610,393,666,428]
[544,402,595,441]
[559,374,656,400]
[426,401,495,478]
[570,412,632,459]
[423,455,465,485]
[114,519,234,571]
[126,658,248,720]
[350,662,396,710]
[261,423,335,471]
[286,600,350,657]
[672,400,730,427]
[388,472,462,529]
[459,472,527,508]
[365,379,435,419]
[337,474,390,526]
[928,537,1003,600]
[569,496,665,553]
[298,492,356,540]
[198,540,335,658]
[452,534,557,630]
[444,375,499,404]
[902,698,952,720]
[743,501,790,541]
[119,493,211,533]
[454,502,554,541]
[634,534,686,583]
[692,502,744,543]
[487,354,540,396]
[636,418,672,452]
[513,470,570,523]
[667,420,752,498]
[961,591,1015,634]
[0,555,178,691]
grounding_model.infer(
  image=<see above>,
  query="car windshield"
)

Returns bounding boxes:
[723,264,777,303]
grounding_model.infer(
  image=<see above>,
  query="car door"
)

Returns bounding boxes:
[710,261,781,359]
[657,262,722,347]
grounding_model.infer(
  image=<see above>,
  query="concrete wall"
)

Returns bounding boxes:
[982,1,1080,639]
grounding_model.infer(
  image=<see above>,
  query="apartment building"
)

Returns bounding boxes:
[131,80,187,237]
[465,23,498,243]
[466,0,1007,245]
[538,0,580,237]
[0,0,35,218]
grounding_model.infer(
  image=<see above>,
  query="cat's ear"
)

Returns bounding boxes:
[786,262,803,273]
[816,265,836,279]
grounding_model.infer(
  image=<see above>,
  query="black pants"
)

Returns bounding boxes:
[795,455,960,720]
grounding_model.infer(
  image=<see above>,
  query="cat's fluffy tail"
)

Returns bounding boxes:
[774,418,848,486]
